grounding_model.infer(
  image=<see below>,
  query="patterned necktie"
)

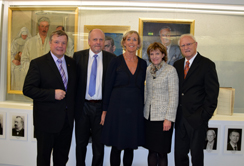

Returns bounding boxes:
[184,60,190,79]
[88,55,98,97]
[57,59,67,91]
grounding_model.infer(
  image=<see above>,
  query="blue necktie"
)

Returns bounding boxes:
[88,55,98,97]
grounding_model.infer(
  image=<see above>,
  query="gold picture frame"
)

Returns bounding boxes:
[138,18,195,64]
[84,25,130,56]
[7,7,78,94]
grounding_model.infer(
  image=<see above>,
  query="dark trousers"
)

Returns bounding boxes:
[75,101,104,166]
[174,117,207,166]
[35,116,73,166]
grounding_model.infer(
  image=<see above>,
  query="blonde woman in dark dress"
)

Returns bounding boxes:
[144,42,179,166]
[101,30,147,166]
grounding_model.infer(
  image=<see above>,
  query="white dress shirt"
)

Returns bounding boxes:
[85,49,103,100]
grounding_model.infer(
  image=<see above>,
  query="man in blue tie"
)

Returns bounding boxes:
[23,30,77,166]
[74,29,116,166]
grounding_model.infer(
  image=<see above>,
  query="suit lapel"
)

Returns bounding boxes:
[65,55,72,91]
[46,53,66,90]
[184,53,201,81]
[102,51,108,88]
[83,50,89,88]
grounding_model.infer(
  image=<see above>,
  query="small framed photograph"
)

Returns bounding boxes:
[224,126,243,154]
[0,111,6,138]
[204,125,221,153]
[9,113,27,140]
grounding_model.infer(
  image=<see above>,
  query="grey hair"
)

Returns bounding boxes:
[38,17,50,26]
[178,34,196,46]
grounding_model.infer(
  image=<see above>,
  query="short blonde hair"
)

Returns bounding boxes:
[121,30,141,50]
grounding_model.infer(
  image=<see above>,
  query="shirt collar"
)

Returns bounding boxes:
[50,51,65,62]
[89,49,102,58]
[185,52,198,66]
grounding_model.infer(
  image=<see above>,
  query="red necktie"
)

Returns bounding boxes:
[184,61,190,79]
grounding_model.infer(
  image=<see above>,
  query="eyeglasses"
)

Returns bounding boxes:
[180,42,196,48]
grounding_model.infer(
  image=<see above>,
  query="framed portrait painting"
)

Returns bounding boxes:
[138,18,195,65]
[7,7,78,94]
[84,25,130,56]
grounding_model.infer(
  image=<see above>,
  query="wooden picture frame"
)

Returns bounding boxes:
[138,18,195,65]
[7,7,78,94]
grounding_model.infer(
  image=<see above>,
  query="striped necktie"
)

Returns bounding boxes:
[57,59,67,91]
[184,60,190,79]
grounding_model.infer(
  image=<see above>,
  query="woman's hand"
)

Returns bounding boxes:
[100,111,107,125]
[163,119,171,131]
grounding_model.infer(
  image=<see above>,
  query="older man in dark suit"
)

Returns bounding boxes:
[173,34,219,166]
[23,30,76,166]
[74,29,115,166]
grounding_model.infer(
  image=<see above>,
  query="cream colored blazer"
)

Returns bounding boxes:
[144,61,179,122]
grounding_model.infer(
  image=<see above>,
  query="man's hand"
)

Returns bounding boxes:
[100,111,107,125]
[55,89,66,100]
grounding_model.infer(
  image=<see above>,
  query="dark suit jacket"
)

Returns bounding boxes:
[73,49,116,120]
[23,52,77,133]
[227,142,241,151]
[12,128,24,137]
[174,53,219,129]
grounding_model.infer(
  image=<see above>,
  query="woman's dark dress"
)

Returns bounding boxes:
[101,54,147,150]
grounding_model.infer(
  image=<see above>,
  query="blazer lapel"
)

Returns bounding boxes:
[65,55,72,91]
[184,53,201,80]
[46,53,65,90]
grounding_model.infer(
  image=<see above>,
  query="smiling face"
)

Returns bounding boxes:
[38,21,49,37]
[179,36,197,60]
[207,130,216,143]
[123,33,140,53]
[149,49,165,66]
[88,29,105,54]
[49,34,67,59]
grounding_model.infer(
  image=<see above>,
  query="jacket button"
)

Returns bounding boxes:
[182,93,184,96]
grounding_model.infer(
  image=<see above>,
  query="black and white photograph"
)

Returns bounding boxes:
[9,113,27,140]
[204,127,219,152]
[224,126,244,154]
[0,112,6,138]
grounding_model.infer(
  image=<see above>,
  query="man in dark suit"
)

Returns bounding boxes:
[173,34,219,166]
[227,130,241,151]
[12,116,24,137]
[23,30,76,166]
[74,29,115,166]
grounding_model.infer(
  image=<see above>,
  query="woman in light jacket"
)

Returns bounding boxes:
[144,42,179,166]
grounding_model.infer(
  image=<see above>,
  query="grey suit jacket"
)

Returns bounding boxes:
[167,45,183,65]
[144,61,179,122]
